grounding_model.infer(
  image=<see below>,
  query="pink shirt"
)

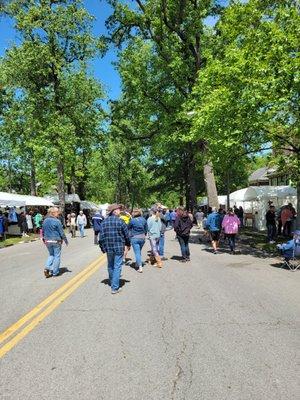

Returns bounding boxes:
[222,214,240,234]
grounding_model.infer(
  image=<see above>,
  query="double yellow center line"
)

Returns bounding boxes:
[0,254,106,358]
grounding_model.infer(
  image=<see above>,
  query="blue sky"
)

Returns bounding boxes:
[0,0,122,100]
[0,0,221,102]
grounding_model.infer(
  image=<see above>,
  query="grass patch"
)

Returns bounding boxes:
[0,234,40,248]
[239,228,286,254]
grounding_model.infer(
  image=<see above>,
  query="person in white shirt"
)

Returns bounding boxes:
[69,212,77,237]
[195,209,204,230]
[76,211,87,238]
[26,212,34,233]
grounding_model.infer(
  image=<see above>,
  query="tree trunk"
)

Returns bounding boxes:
[188,159,197,211]
[7,155,12,193]
[57,160,65,215]
[203,162,219,208]
[226,170,230,210]
[77,152,88,200]
[179,181,184,206]
[185,183,190,209]
[183,158,190,209]
[30,159,37,196]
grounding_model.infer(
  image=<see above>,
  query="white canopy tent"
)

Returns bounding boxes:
[0,192,54,208]
[230,186,297,230]
[199,195,228,207]
[230,186,296,203]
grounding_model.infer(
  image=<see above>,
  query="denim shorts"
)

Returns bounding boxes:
[210,231,220,241]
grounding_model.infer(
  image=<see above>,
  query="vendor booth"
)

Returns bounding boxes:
[44,193,81,216]
[229,186,297,231]
[0,192,54,235]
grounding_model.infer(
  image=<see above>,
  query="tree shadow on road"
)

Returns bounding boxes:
[101,278,131,288]
[189,230,278,260]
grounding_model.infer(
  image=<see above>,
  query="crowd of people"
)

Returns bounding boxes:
[97,204,195,293]
[95,203,256,293]
[1,199,298,293]
[266,202,296,243]
[0,208,44,240]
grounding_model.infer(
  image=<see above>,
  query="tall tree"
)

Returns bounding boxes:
[2,0,104,210]
[190,0,300,224]
[105,0,224,209]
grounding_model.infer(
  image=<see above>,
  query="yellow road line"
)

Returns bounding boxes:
[0,259,104,358]
[0,254,106,345]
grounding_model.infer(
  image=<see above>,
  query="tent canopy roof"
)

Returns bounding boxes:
[80,201,99,211]
[230,186,296,202]
[45,193,81,204]
[0,192,53,207]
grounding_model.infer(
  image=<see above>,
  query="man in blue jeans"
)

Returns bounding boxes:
[99,204,131,294]
[42,207,68,278]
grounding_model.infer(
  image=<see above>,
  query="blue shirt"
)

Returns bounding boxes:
[92,212,103,232]
[42,216,67,242]
[147,216,162,239]
[205,212,222,232]
[99,215,130,255]
[165,212,170,222]
[128,216,147,238]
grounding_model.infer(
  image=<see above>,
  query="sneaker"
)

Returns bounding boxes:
[111,288,122,295]
[138,266,143,273]
[179,258,187,263]
[213,250,218,254]
[186,258,191,262]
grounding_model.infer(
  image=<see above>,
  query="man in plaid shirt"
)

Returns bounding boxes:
[99,204,131,294]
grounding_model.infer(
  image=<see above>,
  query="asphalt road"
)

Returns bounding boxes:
[0,229,299,400]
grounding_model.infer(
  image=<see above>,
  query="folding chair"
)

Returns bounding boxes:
[280,232,300,272]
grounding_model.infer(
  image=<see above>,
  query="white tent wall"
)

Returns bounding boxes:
[229,186,297,231]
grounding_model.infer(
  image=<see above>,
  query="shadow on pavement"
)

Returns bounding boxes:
[59,267,72,275]
[269,262,299,271]
[189,230,278,260]
[170,255,184,261]
[101,278,131,288]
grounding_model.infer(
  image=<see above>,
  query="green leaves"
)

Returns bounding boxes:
[0,0,105,199]
[190,0,300,183]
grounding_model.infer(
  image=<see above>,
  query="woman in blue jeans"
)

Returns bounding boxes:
[128,209,148,273]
